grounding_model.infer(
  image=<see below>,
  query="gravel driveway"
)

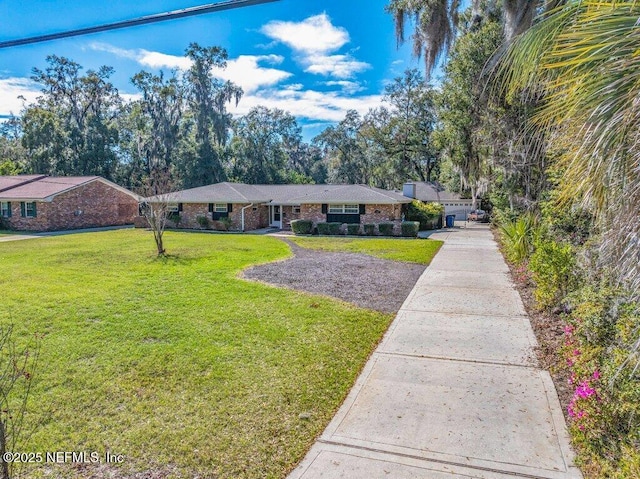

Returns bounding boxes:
[242,239,426,313]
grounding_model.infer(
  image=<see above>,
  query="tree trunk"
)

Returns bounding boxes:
[471,184,478,210]
[504,0,536,41]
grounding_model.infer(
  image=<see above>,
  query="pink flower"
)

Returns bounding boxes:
[592,370,600,381]
[575,381,596,399]
[573,349,581,356]
[564,324,575,335]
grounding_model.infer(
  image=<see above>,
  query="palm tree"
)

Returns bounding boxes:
[499,0,640,297]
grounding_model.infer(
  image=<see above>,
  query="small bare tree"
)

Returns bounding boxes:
[0,327,41,479]
[138,168,177,256]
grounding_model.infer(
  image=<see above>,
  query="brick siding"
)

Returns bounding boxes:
[162,203,269,231]
[3,180,138,232]
[299,203,403,234]
[281,205,302,229]
[135,202,405,234]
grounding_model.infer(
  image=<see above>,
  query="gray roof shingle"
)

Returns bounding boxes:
[147,182,412,205]
[405,181,463,202]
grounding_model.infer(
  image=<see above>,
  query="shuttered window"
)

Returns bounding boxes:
[21,202,37,218]
[0,201,10,218]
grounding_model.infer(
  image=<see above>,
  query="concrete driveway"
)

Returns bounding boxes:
[288,223,582,479]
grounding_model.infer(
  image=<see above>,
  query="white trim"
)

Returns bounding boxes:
[269,205,282,228]
[213,203,228,213]
[328,204,359,214]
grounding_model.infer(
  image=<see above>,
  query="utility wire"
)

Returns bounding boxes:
[0,0,280,49]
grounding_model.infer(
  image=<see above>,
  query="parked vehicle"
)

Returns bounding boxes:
[467,209,487,222]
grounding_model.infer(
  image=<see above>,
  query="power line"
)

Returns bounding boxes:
[0,0,280,49]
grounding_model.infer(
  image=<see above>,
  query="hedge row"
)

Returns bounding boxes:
[291,221,420,237]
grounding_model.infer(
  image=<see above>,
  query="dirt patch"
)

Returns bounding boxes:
[242,238,425,313]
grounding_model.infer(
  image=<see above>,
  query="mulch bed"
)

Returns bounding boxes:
[242,238,426,314]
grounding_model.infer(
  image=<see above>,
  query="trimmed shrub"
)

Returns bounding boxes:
[364,224,376,236]
[346,224,361,236]
[316,222,330,235]
[378,223,395,236]
[407,200,444,230]
[401,221,419,237]
[221,217,234,231]
[196,215,209,229]
[291,219,313,235]
[168,212,181,227]
[328,222,342,235]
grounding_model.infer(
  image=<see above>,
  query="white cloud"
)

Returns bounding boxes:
[261,13,349,54]
[230,88,383,122]
[0,78,40,116]
[90,43,192,70]
[120,92,142,103]
[324,80,366,94]
[260,14,370,79]
[137,51,192,70]
[305,54,370,79]
[212,55,292,93]
[89,43,291,94]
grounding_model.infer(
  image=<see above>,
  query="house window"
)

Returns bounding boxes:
[167,203,179,213]
[21,202,37,218]
[328,204,359,214]
[0,201,10,218]
[292,205,301,214]
[213,203,228,213]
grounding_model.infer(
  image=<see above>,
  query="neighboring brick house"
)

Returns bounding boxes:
[0,175,140,231]
[142,182,411,233]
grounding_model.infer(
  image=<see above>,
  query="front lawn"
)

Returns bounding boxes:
[0,230,392,478]
[289,236,443,264]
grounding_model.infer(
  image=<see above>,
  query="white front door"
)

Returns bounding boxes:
[270,205,282,228]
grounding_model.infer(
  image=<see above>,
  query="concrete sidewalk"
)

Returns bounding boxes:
[0,225,132,243]
[288,223,582,479]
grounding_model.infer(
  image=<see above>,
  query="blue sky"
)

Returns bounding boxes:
[0,0,439,140]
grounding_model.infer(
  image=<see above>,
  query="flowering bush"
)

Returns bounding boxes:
[562,287,640,476]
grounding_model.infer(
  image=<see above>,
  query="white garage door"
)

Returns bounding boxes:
[443,202,473,220]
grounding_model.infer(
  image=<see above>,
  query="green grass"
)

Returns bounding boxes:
[0,230,14,236]
[0,230,392,478]
[289,236,443,264]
